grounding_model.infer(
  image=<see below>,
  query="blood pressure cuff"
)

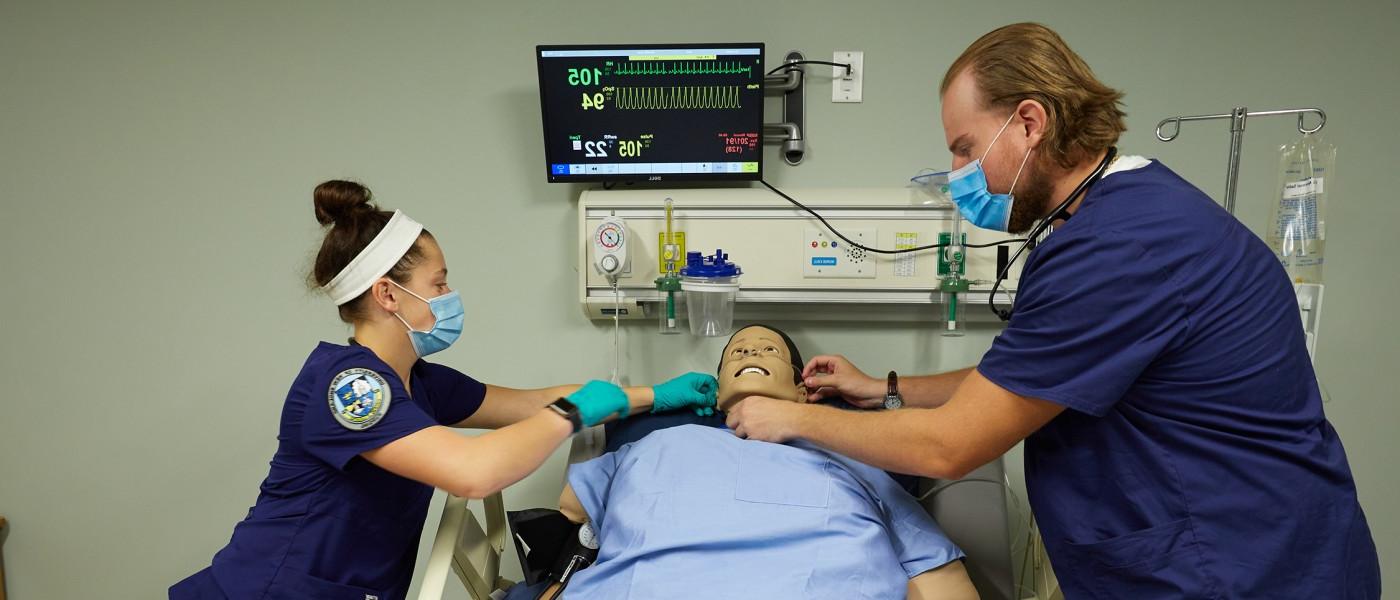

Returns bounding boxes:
[508,509,575,586]
[507,509,599,588]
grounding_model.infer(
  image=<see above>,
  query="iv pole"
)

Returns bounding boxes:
[1155,107,1326,214]
[1156,106,1330,364]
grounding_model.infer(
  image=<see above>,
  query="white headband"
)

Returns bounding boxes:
[322,210,425,305]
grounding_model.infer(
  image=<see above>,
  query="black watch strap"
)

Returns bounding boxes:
[548,398,583,433]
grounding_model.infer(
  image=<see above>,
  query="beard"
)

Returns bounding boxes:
[1006,161,1056,234]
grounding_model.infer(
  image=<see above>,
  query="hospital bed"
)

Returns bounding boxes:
[416,424,1016,600]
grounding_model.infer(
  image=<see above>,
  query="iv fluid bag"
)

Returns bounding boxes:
[1266,133,1336,284]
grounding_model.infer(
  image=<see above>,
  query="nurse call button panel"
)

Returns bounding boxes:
[803,227,875,279]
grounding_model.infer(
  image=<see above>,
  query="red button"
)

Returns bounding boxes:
[811,241,818,248]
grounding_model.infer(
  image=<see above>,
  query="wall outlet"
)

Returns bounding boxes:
[833,50,864,103]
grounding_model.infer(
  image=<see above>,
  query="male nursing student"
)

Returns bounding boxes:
[725,23,1380,599]
[169,180,717,600]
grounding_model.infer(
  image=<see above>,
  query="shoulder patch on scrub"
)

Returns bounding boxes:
[327,368,392,431]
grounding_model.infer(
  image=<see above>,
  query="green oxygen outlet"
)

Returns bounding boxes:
[937,232,967,277]
[655,274,682,328]
[938,232,969,337]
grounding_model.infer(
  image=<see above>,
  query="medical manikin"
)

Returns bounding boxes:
[535,326,980,600]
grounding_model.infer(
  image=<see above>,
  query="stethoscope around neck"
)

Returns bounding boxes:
[988,146,1118,322]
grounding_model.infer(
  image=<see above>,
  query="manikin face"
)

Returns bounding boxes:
[716,326,807,410]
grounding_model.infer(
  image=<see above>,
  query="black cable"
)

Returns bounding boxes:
[988,147,1118,321]
[918,477,1005,501]
[759,180,1027,255]
[966,239,1029,248]
[766,60,852,76]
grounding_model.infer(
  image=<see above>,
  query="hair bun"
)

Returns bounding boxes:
[313,180,375,226]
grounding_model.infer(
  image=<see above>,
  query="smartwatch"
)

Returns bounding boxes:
[547,398,583,433]
[884,371,904,410]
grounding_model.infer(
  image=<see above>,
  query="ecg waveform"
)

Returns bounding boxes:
[612,86,742,110]
[614,60,753,78]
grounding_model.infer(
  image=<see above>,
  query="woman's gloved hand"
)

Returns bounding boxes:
[652,372,720,416]
[568,380,631,427]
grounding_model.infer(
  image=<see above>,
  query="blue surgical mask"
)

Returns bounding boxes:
[946,113,1033,231]
[390,281,464,357]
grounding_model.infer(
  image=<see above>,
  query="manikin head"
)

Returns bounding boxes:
[716,325,807,410]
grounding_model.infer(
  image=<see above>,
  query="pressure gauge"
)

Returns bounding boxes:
[596,222,623,250]
[593,216,629,278]
[578,522,599,550]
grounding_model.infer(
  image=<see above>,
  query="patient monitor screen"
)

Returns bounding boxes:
[536,43,764,183]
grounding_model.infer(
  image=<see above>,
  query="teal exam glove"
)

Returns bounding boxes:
[652,372,719,416]
[568,380,631,427]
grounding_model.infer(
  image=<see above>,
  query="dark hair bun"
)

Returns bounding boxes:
[313,180,375,226]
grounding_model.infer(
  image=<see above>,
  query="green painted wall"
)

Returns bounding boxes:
[2,1,1394,597]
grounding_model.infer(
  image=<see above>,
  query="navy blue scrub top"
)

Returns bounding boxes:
[978,159,1379,598]
[172,342,486,600]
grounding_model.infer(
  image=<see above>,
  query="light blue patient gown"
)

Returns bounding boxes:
[564,425,963,599]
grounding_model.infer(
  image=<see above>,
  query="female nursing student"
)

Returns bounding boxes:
[170,180,717,600]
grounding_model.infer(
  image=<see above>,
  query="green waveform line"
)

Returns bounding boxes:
[613,86,743,110]
[613,60,753,78]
